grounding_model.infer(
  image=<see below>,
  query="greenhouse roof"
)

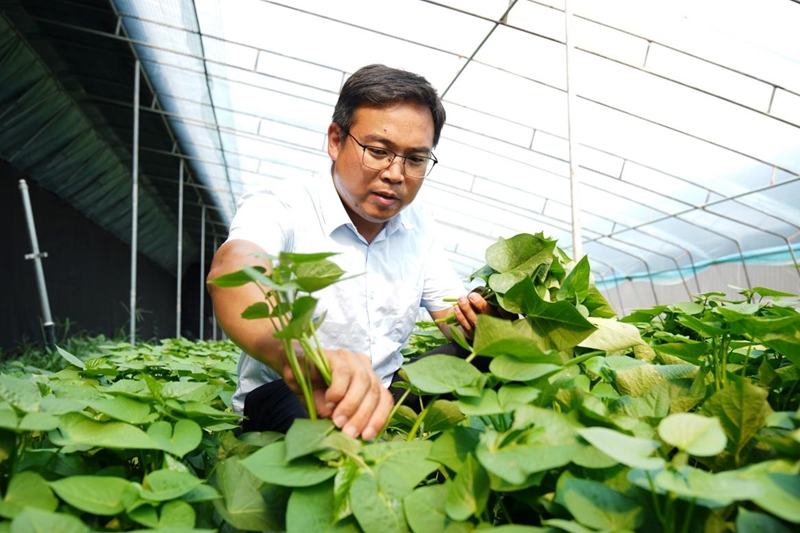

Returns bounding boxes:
[2,0,799,305]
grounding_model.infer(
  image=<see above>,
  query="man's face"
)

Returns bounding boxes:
[327,102,434,241]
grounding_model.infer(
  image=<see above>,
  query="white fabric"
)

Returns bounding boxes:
[226,172,465,413]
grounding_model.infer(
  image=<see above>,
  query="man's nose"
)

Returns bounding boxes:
[381,157,405,182]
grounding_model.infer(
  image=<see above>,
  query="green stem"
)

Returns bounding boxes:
[298,335,331,385]
[375,387,412,442]
[280,337,316,419]
[721,332,730,388]
[646,472,667,530]
[680,498,696,533]
[406,395,440,442]
[308,322,332,380]
[740,341,754,378]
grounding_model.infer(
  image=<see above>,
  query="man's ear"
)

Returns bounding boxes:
[327,123,344,160]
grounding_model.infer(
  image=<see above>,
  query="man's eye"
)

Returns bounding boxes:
[407,156,427,166]
[366,147,390,158]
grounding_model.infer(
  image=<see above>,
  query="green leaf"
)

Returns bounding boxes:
[55,346,85,370]
[675,314,727,337]
[146,419,203,458]
[284,419,336,461]
[751,473,800,523]
[429,427,481,473]
[0,375,40,413]
[658,413,727,456]
[0,471,58,519]
[243,264,299,292]
[10,507,89,533]
[455,389,502,416]
[350,472,410,533]
[17,412,60,432]
[273,295,318,340]
[507,279,596,351]
[294,258,346,293]
[498,385,540,411]
[739,315,800,367]
[49,476,130,516]
[286,479,338,533]
[207,266,267,287]
[702,379,773,469]
[127,504,158,528]
[489,356,562,382]
[653,341,709,365]
[736,508,795,533]
[614,363,698,397]
[402,355,482,395]
[241,301,274,319]
[333,458,359,523]
[577,317,644,353]
[213,455,288,532]
[240,441,337,487]
[560,476,643,531]
[485,232,555,273]
[715,302,760,322]
[363,441,439,498]
[583,285,618,318]
[446,454,489,521]
[49,412,163,450]
[140,470,203,502]
[423,400,466,433]
[541,519,595,533]
[577,427,663,470]
[448,324,472,353]
[85,395,152,424]
[629,467,762,508]
[472,315,552,359]
[403,483,448,533]
[671,301,705,315]
[476,432,580,484]
[159,500,196,528]
[556,255,591,303]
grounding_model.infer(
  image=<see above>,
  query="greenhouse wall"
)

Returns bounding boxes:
[602,261,800,315]
[1,159,209,351]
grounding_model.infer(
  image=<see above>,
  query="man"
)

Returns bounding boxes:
[207,64,492,441]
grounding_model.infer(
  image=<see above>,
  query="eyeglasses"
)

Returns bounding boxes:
[345,131,437,179]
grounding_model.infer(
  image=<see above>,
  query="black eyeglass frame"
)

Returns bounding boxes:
[344,130,438,179]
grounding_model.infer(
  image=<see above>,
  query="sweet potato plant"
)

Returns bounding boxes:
[0,232,797,532]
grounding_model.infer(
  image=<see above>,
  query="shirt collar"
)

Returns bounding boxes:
[316,171,417,239]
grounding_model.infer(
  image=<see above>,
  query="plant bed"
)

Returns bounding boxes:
[1,233,798,532]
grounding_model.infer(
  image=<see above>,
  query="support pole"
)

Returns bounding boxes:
[564,0,583,260]
[199,205,206,340]
[212,235,218,341]
[176,158,184,338]
[18,179,55,346]
[130,60,141,344]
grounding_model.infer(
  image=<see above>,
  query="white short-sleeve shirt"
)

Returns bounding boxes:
[226,173,465,413]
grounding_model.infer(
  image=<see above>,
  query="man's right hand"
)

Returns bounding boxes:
[282,348,394,441]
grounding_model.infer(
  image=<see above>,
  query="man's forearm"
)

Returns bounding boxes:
[206,239,288,372]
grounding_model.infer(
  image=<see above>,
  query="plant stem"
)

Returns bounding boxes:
[375,387,412,442]
[679,498,696,533]
[646,472,667,531]
[406,395,440,442]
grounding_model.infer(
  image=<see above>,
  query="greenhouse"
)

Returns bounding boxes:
[0,1,798,532]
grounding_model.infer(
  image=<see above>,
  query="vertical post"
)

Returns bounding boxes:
[130,60,140,344]
[564,0,582,260]
[212,235,218,341]
[176,159,184,338]
[18,179,55,346]
[199,205,206,340]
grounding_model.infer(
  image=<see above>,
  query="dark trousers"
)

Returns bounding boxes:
[240,342,473,434]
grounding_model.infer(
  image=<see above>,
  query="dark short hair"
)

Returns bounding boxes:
[332,64,446,147]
